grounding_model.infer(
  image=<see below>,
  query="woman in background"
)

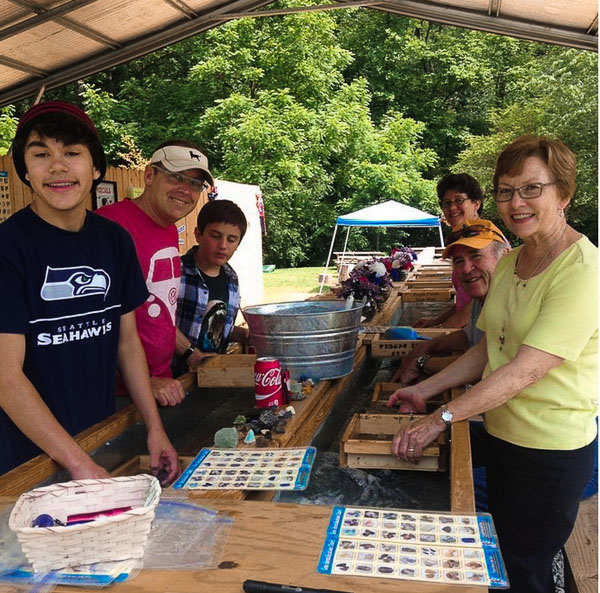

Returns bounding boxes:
[413,173,483,328]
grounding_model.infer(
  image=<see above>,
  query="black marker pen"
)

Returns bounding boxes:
[242,580,354,593]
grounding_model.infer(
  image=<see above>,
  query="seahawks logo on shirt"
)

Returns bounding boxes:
[40,266,111,301]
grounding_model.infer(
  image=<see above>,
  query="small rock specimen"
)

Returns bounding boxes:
[214,426,239,448]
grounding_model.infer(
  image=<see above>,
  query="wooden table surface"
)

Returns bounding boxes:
[0,289,483,592]
[0,498,481,593]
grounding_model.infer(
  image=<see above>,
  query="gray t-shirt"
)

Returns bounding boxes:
[464,298,484,347]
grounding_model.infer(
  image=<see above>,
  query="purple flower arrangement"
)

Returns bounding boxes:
[380,246,418,282]
[338,258,392,303]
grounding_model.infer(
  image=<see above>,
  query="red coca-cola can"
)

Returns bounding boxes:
[254,357,283,408]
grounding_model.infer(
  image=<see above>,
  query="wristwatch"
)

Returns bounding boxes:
[415,354,430,374]
[440,405,453,428]
[181,344,195,361]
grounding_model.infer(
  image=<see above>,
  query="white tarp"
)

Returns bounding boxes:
[214,179,264,309]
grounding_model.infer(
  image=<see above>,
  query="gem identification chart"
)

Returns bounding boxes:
[173,447,316,491]
[318,506,509,588]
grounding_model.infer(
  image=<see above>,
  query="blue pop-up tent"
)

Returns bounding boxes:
[319,200,444,293]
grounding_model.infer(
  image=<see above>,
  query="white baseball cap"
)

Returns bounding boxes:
[150,145,214,185]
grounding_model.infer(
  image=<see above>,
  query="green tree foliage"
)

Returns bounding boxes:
[0,105,18,155]
[456,48,598,243]
[6,3,595,258]
[88,4,437,266]
[335,10,545,174]
[79,84,147,168]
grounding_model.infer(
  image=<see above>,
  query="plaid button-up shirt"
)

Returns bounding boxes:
[172,245,241,376]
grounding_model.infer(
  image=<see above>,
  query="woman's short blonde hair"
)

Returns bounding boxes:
[493,136,576,202]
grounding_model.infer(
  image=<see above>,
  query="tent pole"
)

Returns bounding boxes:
[341,225,351,257]
[319,224,338,294]
[438,223,445,247]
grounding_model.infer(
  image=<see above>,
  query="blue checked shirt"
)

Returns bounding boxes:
[172,246,241,376]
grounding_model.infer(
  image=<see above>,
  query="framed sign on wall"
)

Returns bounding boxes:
[93,180,117,210]
[0,170,10,222]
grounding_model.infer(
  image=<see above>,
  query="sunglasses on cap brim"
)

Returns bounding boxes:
[447,224,507,245]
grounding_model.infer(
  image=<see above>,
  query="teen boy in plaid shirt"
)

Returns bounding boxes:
[173,199,250,377]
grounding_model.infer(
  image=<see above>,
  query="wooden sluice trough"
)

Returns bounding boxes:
[0,284,487,593]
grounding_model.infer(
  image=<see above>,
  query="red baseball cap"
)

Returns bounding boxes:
[12,100,106,187]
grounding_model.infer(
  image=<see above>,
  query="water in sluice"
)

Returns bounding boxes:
[43,301,454,507]
[278,357,450,511]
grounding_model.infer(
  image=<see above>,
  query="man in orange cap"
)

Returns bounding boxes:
[393,220,509,386]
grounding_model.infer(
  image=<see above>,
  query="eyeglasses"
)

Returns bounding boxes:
[440,196,470,209]
[447,223,507,245]
[492,182,555,202]
[152,164,209,193]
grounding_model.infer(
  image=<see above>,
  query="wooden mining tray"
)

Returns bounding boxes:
[399,288,455,302]
[370,382,450,413]
[196,354,255,387]
[339,413,448,472]
[369,328,454,358]
[406,279,454,289]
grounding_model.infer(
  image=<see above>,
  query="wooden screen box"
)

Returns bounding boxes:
[370,382,450,413]
[399,289,454,302]
[406,279,453,289]
[417,265,450,271]
[306,293,340,301]
[339,413,448,472]
[413,271,452,279]
[369,328,453,358]
[196,354,255,387]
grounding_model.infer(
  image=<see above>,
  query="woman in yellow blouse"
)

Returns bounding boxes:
[388,136,597,593]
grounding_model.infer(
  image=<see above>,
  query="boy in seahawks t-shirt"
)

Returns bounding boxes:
[0,101,178,481]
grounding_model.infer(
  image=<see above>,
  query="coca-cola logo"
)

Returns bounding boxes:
[255,368,281,387]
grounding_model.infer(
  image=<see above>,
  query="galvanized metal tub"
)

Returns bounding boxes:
[242,301,364,380]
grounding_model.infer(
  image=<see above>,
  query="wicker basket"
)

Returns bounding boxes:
[8,474,160,572]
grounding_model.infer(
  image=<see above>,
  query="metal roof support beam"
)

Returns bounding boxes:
[374,0,597,51]
[6,0,120,48]
[0,0,100,43]
[0,0,276,106]
[209,0,383,21]
[0,55,47,76]
[162,0,198,19]
[32,83,45,105]
[7,0,121,48]
[488,0,501,18]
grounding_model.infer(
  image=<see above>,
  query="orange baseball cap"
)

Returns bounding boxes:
[443,220,508,258]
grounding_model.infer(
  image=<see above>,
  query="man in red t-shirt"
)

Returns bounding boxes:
[99,141,213,406]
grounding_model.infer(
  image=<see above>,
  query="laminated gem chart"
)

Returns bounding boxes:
[318,506,509,588]
[173,447,316,491]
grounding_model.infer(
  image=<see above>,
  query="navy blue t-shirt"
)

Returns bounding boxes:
[0,207,148,474]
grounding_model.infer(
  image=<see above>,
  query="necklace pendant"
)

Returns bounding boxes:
[499,331,505,350]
